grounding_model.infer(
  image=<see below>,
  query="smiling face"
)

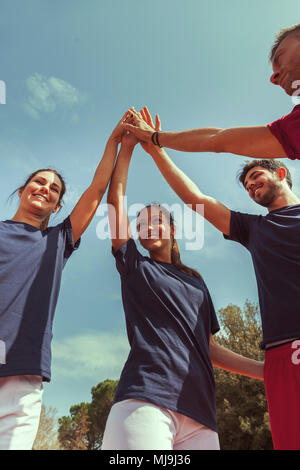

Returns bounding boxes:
[270,34,300,95]
[19,170,63,216]
[244,166,283,207]
[136,206,174,253]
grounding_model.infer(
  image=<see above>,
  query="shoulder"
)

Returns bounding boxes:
[230,210,261,224]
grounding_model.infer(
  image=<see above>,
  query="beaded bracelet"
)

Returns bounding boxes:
[151,131,163,148]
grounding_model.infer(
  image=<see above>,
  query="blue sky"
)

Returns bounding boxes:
[1,0,300,418]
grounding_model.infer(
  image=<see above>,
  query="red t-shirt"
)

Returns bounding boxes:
[268,105,300,160]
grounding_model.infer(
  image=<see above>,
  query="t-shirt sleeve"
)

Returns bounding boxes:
[268,108,300,160]
[62,216,81,260]
[223,210,253,248]
[112,238,143,275]
[206,290,220,335]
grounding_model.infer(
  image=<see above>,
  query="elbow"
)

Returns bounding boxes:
[107,182,117,204]
[209,129,226,153]
[107,188,123,208]
[107,190,117,207]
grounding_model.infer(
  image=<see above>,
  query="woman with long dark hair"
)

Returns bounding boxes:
[0,111,132,450]
[102,119,263,450]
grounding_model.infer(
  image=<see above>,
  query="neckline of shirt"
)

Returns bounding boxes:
[268,203,300,215]
[4,219,41,230]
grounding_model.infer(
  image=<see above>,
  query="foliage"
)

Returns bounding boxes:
[33,405,61,450]
[58,379,118,450]
[214,300,273,450]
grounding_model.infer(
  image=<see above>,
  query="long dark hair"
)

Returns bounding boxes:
[137,203,202,279]
[9,168,66,230]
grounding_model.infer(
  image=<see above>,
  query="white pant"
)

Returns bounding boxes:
[0,375,43,450]
[102,399,220,450]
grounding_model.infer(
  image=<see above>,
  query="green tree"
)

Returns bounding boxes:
[58,402,91,450]
[33,405,61,450]
[214,300,273,450]
[58,379,118,450]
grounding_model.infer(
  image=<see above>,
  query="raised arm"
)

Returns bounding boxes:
[135,108,231,235]
[69,110,132,244]
[107,131,137,251]
[124,107,287,159]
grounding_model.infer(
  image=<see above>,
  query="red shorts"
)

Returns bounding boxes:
[264,340,300,450]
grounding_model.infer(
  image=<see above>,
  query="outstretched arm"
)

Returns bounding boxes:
[124,107,287,159]
[107,131,138,251]
[210,335,264,380]
[69,110,133,244]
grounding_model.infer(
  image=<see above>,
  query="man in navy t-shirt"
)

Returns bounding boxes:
[169,157,300,450]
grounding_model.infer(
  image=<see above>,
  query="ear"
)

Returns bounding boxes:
[277,167,287,182]
[18,188,24,199]
[52,204,61,214]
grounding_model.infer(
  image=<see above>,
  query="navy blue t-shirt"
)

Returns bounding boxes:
[112,238,220,432]
[0,217,80,381]
[224,206,300,349]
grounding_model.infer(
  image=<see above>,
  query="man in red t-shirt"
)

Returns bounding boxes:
[124,24,300,161]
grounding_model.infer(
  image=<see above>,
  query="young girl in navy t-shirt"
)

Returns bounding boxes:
[0,111,132,450]
[102,116,264,450]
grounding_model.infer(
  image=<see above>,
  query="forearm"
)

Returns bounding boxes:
[158,128,224,153]
[107,144,134,245]
[107,144,134,203]
[148,146,205,207]
[90,137,120,195]
[210,341,264,380]
[157,126,286,158]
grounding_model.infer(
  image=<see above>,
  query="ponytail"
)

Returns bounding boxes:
[170,236,202,279]
[40,215,51,231]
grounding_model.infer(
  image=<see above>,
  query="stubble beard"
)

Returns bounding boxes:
[254,180,280,208]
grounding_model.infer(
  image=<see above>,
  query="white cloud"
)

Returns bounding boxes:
[23,73,87,120]
[51,332,130,380]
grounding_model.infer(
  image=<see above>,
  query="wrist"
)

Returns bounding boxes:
[151,131,163,148]
[120,139,137,150]
[148,144,164,158]
[108,134,120,145]
[120,142,136,154]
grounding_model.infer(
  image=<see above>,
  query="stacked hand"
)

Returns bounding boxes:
[110,106,161,152]
[122,106,161,153]
[110,108,136,144]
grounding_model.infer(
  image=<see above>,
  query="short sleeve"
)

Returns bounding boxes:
[206,290,220,335]
[268,106,300,160]
[62,216,81,260]
[223,210,254,248]
[112,238,144,276]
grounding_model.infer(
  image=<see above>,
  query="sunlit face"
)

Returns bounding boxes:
[270,34,300,96]
[19,171,62,215]
[136,206,174,252]
[244,166,282,208]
